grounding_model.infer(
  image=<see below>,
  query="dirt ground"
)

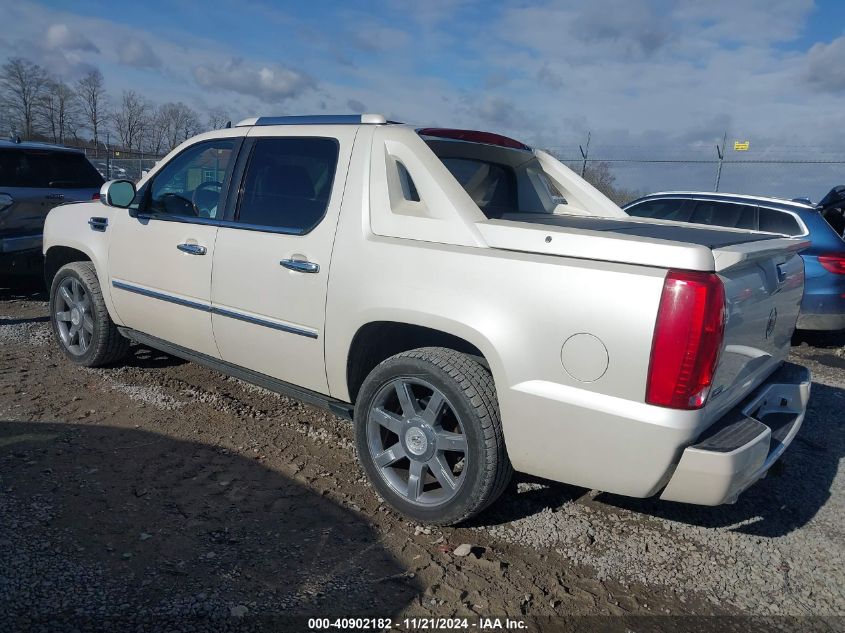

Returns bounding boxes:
[1,280,843,632]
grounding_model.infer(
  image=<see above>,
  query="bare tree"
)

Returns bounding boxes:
[144,105,169,155]
[206,107,229,131]
[157,102,201,151]
[180,106,201,142]
[76,69,108,154]
[39,78,81,145]
[580,161,642,206]
[0,57,48,139]
[113,90,150,152]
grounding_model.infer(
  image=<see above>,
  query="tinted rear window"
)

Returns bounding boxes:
[758,208,802,236]
[440,158,519,218]
[688,201,755,229]
[0,149,104,188]
[626,198,690,221]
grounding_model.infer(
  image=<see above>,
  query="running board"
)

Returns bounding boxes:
[117,327,354,420]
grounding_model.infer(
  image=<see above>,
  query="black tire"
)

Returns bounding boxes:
[354,347,512,525]
[49,261,129,367]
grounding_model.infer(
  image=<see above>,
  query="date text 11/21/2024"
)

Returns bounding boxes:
[307,617,528,630]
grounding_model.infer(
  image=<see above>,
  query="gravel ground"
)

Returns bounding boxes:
[487,339,845,614]
[0,282,843,630]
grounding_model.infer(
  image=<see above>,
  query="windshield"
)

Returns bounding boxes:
[426,140,563,219]
[0,149,105,189]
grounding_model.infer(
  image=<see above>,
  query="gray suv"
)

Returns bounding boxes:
[0,139,104,277]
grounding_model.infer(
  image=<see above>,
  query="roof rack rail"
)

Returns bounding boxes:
[235,114,388,127]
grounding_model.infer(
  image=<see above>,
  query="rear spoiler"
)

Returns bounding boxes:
[712,237,811,273]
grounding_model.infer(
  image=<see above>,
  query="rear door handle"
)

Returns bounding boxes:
[776,263,787,283]
[177,243,207,255]
[280,258,319,273]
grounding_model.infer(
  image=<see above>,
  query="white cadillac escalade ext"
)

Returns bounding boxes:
[43,114,811,525]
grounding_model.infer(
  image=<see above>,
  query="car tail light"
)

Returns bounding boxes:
[818,254,845,274]
[646,270,726,410]
[91,192,100,200]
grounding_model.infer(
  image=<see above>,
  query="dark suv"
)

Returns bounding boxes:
[0,140,104,277]
[624,191,845,331]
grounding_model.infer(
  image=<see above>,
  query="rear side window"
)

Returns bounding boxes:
[396,161,420,202]
[689,201,756,230]
[758,208,802,236]
[0,149,104,188]
[237,137,339,233]
[626,198,690,221]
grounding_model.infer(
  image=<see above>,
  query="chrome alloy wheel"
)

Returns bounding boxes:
[54,277,93,356]
[366,377,469,507]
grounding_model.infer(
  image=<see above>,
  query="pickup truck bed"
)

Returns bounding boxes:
[499,212,783,248]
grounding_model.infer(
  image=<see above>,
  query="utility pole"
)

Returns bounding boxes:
[714,132,726,192]
[104,132,110,180]
[579,131,591,177]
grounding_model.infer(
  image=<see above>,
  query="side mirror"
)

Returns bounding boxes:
[100,180,136,209]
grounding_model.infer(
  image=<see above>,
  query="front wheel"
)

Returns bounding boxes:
[354,347,512,525]
[49,261,129,367]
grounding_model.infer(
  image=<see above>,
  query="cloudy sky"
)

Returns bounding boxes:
[2,0,844,199]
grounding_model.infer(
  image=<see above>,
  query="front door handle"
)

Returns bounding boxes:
[177,243,207,255]
[280,258,319,273]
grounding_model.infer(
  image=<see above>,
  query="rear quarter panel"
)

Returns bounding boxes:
[324,128,702,494]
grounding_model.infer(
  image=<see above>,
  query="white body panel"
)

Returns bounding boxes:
[42,119,810,505]
[210,124,358,392]
[108,216,220,357]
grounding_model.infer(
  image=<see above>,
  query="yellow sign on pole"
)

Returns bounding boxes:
[733,140,749,151]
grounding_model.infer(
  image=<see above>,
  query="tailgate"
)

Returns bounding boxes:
[704,246,806,421]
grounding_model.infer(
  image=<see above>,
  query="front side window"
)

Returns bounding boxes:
[147,140,235,219]
[236,137,339,233]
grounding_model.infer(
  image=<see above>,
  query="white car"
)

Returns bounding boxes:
[43,114,811,524]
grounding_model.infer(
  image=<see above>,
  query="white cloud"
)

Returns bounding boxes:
[117,38,162,69]
[45,23,99,53]
[194,58,315,103]
[803,36,845,93]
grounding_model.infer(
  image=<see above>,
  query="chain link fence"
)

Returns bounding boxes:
[81,148,163,182]
[549,142,845,205]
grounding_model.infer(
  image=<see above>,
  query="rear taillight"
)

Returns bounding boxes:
[646,270,726,410]
[91,192,100,200]
[818,254,845,274]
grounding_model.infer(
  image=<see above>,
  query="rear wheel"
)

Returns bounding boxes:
[354,347,512,525]
[50,261,129,367]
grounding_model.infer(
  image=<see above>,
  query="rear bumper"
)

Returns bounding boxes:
[798,286,845,331]
[660,362,811,505]
[797,312,845,331]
